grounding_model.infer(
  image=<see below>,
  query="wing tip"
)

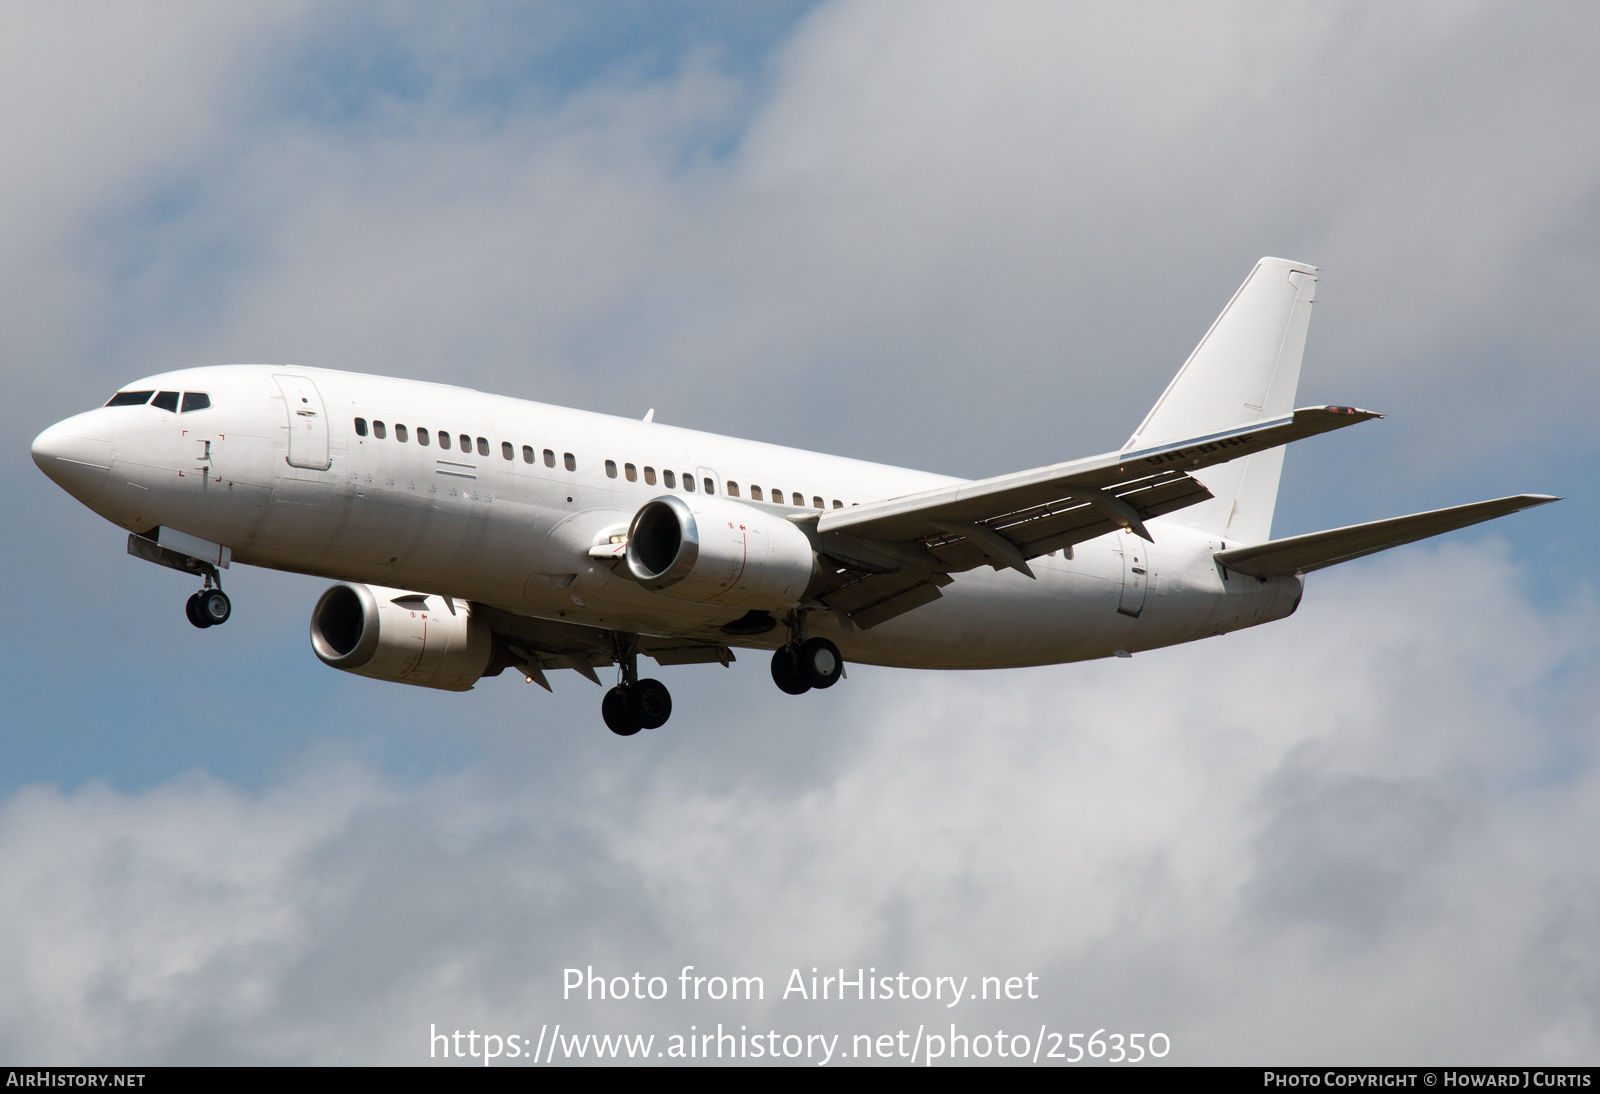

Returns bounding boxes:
[1321,404,1382,420]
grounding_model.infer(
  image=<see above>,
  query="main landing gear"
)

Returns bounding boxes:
[770,621,844,696]
[602,637,672,736]
[184,574,231,629]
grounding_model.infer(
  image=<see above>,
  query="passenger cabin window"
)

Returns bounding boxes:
[833,500,843,509]
[374,421,388,439]
[417,427,430,446]
[727,482,740,498]
[354,417,368,437]
[705,477,716,494]
[625,463,637,482]
[563,452,576,472]
[684,474,695,492]
[663,470,676,488]
[180,392,210,412]
[543,449,555,468]
[438,432,451,450]
[502,441,513,460]
[792,492,804,506]
[105,390,154,407]
[152,391,179,413]
[476,437,489,457]
[750,485,763,501]
[522,445,534,463]
[643,467,656,485]
[605,460,617,478]
[459,434,471,452]
[395,424,408,443]
[812,496,823,509]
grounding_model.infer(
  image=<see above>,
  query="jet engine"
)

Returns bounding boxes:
[626,494,817,609]
[310,582,492,691]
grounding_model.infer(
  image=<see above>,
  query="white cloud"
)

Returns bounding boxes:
[16,2,1595,475]
[2,544,1595,1063]
[6,0,1596,1066]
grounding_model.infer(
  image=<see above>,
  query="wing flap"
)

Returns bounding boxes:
[1215,495,1560,577]
[472,603,736,677]
[819,570,953,629]
[640,639,736,666]
[850,581,948,630]
[989,474,1216,558]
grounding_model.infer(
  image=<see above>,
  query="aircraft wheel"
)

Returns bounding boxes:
[200,589,232,626]
[771,648,811,695]
[185,592,213,629]
[602,687,641,736]
[628,678,672,729]
[796,637,843,689]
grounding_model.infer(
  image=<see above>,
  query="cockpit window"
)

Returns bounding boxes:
[105,390,154,407]
[151,391,179,412]
[180,392,211,412]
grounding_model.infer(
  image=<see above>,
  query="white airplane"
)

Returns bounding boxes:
[32,258,1556,735]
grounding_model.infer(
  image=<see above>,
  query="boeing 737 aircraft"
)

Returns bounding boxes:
[32,258,1556,735]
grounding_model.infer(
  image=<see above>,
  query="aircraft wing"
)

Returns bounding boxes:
[816,406,1376,554]
[804,406,1377,629]
[1213,494,1560,577]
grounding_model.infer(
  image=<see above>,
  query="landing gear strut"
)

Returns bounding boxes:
[602,635,672,736]
[770,612,843,694]
[185,573,231,629]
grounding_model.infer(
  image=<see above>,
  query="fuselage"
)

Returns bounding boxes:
[33,364,1302,670]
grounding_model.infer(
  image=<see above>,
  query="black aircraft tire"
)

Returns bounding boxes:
[771,649,811,695]
[200,589,232,626]
[797,637,843,689]
[629,678,672,730]
[185,593,212,629]
[602,687,641,736]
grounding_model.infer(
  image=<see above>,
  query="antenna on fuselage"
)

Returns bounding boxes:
[642,409,655,423]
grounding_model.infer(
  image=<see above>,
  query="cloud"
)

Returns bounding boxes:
[2,544,1595,1063]
[5,0,1596,1066]
[17,2,1597,479]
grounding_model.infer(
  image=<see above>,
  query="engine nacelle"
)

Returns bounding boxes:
[626,494,817,608]
[310,583,492,691]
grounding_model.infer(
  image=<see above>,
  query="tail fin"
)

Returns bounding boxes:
[1126,257,1318,543]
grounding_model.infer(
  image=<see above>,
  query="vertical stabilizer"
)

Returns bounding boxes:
[1125,257,1317,544]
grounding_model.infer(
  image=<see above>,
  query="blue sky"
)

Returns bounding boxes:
[3,1,1597,1064]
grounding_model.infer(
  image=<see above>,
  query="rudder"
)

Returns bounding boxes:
[1125,257,1317,543]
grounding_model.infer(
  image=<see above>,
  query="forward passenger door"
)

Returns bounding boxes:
[273,374,332,470]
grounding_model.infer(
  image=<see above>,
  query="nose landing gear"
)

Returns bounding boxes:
[601,636,672,736]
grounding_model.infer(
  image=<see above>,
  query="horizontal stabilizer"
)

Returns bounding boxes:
[1214,495,1560,577]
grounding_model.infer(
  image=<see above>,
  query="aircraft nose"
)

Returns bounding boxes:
[33,412,115,503]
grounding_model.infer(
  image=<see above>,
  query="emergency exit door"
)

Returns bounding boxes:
[1118,535,1149,618]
